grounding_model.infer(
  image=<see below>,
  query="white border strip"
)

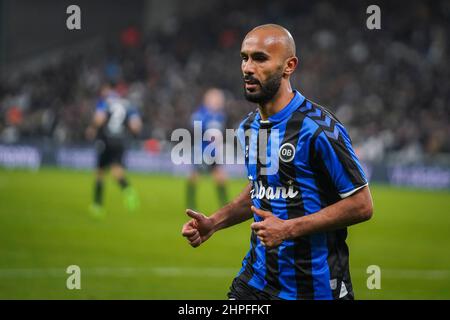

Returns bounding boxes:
[339,183,368,198]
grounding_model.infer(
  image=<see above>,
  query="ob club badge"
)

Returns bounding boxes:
[279,143,295,163]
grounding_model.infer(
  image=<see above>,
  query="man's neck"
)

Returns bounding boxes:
[258,85,295,121]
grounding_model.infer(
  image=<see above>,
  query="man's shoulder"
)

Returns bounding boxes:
[296,99,345,139]
[191,106,206,121]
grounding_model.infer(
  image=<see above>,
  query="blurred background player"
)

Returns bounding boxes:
[187,88,228,210]
[86,82,142,218]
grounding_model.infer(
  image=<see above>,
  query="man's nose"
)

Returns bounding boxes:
[242,59,255,75]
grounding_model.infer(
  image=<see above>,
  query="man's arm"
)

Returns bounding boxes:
[85,111,107,140]
[286,185,373,237]
[251,186,373,247]
[209,182,254,231]
[128,116,142,136]
[181,183,253,247]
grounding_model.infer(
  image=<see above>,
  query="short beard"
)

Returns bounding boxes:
[244,68,283,104]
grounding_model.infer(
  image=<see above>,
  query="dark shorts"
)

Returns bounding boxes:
[96,140,124,169]
[227,277,282,300]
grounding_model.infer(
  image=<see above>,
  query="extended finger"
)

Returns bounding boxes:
[251,206,272,219]
[186,209,204,221]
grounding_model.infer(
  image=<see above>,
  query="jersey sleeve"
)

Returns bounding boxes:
[236,120,246,155]
[191,108,202,123]
[314,123,368,198]
[127,107,140,120]
[95,99,107,113]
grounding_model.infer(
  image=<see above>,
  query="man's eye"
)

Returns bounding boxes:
[254,56,267,62]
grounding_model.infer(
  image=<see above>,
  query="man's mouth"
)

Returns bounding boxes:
[244,78,260,91]
[245,83,259,90]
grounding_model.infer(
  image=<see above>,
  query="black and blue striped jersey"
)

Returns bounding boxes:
[191,105,226,157]
[95,91,140,142]
[236,90,368,300]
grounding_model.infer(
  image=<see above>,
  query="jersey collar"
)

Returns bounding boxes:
[256,90,305,125]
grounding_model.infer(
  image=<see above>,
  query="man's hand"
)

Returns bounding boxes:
[181,209,216,248]
[85,126,97,141]
[250,206,288,248]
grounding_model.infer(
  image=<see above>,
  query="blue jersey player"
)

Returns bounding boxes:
[182,25,373,300]
[86,82,142,219]
[187,88,228,210]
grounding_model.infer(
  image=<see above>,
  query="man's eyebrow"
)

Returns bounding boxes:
[252,51,269,58]
[240,51,270,57]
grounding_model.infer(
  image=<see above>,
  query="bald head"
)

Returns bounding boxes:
[241,24,298,105]
[203,88,225,111]
[244,24,296,59]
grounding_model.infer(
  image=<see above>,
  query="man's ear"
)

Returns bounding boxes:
[284,56,298,76]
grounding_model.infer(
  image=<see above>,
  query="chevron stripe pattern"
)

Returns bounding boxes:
[299,101,312,113]
[300,101,340,140]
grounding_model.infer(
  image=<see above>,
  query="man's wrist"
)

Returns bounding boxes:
[284,217,302,239]
[209,201,236,232]
[209,213,222,233]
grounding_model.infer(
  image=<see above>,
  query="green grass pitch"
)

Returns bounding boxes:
[0,167,449,299]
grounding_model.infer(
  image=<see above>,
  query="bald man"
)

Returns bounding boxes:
[182,24,373,300]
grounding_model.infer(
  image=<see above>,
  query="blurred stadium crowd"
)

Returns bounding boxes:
[0,0,449,164]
